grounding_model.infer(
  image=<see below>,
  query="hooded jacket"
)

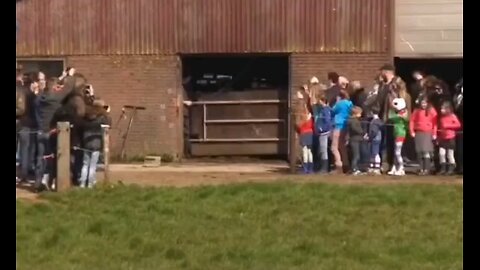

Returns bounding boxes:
[81,102,111,151]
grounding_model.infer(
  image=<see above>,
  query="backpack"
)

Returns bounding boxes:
[315,106,333,134]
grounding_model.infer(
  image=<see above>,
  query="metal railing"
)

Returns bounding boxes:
[188,100,288,143]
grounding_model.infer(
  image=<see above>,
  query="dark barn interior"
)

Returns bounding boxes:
[395,57,463,164]
[395,58,463,96]
[181,55,290,158]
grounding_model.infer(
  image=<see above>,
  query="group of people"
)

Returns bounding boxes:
[16,67,111,192]
[295,64,464,176]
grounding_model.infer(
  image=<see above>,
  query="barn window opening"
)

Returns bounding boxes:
[181,54,290,159]
[16,58,65,79]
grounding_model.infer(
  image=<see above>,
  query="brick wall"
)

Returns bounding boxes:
[67,55,182,158]
[290,53,391,90]
[66,53,390,160]
[289,53,391,165]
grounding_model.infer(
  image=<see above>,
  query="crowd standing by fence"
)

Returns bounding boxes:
[16,66,111,193]
[16,63,463,193]
[296,64,463,176]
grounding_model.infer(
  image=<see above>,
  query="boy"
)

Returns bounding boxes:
[366,106,384,175]
[346,106,364,175]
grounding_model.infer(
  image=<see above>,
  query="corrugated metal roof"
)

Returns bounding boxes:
[16,0,392,56]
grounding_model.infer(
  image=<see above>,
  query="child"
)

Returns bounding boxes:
[346,106,365,175]
[388,98,409,176]
[311,91,332,173]
[79,99,111,188]
[331,90,353,173]
[367,106,384,175]
[437,101,461,175]
[409,98,437,176]
[296,92,314,173]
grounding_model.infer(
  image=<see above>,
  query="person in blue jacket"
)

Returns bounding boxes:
[331,89,353,173]
[310,90,333,174]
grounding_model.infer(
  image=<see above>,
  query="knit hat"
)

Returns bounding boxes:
[310,76,319,84]
[392,98,406,111]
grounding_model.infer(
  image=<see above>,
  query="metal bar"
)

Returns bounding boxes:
[189,100,286,105]
[203,103,207,140]
[205,119,285,124]
[189,138,286,142]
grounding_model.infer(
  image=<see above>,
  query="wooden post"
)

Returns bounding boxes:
[102,125,110,183]
[56,122,71,192]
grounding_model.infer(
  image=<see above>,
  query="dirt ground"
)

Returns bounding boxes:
[16,162,463,201]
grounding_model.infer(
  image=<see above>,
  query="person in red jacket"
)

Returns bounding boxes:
[296,92,314,173]
[409,98,438,175]
[437,101,462,175]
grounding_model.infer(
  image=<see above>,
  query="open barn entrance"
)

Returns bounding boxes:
[181,54,290,159]
[394,57,463,164]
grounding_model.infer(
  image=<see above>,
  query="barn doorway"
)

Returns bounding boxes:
[394,58,463,95]
[394,57,463,164]
[181,54,290,159]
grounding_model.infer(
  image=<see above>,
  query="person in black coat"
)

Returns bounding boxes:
[33,77,64,191]
[78,99,111,188]
[17,74,39,182]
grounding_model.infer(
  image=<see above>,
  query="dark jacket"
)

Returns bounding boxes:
[36,90,64,132]
[81,105,111,151]
[346,117,364,142]
[351,88,368,116]
[326,84,341,107]
[409,81,423,107]
[16,86,37,128]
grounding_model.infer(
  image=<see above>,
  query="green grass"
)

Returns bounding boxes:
[16,182,463,270]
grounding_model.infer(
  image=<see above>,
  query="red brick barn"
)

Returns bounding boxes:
[16,0,394,161]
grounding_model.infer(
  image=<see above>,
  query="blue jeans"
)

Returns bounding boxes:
[317,133,329,161]
[371,140,381,158]
[79,151,100,188]
[35,132,52,188]
[18,127,32,179]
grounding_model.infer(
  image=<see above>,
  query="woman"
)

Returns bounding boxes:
[331,90,352,173]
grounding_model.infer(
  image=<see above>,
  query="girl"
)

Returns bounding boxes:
[296,91,314,173]
[437,101,461,175]
[388,98,409,176]
[310,90,332,173]
[79,99,111,188]
[409,98,438,176]
[331,90,353,173]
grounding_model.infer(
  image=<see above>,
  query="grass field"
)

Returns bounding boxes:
[16,182,463,270]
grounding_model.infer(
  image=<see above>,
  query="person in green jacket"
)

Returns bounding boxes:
[387,98,409,176]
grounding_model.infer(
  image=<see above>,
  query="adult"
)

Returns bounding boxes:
[376,64,403,171]
[331,90,352,173]
[34,77,64,191]
[325,72,341,107]
[410,70,425,108]
[350,81,369,170]
[17,73,39,182]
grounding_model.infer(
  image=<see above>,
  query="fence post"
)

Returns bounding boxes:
[102,125,110,183]
[56,122,71,192]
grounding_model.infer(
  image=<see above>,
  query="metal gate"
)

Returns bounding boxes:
[186,99,288,156]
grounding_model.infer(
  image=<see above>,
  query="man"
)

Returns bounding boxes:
[410,70,425,108]
[376,64,399,172]
[34,77,63,191]
[325,72,341,107]
[17,73,38,182]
